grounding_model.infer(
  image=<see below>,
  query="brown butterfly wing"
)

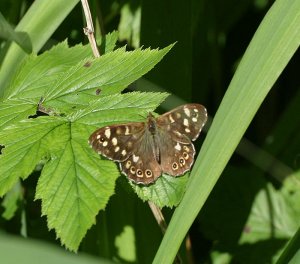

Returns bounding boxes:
[156,104,207,141]
[156,104,207,176]
[89,122,145,162]
[154,129,196,176]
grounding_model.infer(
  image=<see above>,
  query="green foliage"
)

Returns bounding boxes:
[0,38,177,250]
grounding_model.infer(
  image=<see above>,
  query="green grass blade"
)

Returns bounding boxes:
[0,0,79,97]
[0,12,32,53]
[276,227,300,264]
[153,0,300,263]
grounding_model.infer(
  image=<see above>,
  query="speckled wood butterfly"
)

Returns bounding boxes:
[89,104,207,184]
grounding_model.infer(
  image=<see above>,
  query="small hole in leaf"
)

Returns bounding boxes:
[0,145,5,154]
[28,110,49,119]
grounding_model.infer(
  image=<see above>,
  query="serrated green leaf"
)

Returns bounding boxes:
[4,41,93,100]
[132,173,188,208]
[36,139,118,251]
[0,117,67,196]
[98,30,119,54]
[43,45,174,110]
[74,92,169,127]
[0,113,120,251]
[0,33,125,128]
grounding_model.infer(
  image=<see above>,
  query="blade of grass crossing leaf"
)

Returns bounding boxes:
[0,12,32,53]
[153,0,300,263]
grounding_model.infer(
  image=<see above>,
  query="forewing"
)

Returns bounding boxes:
[89,122,145,162]
[120,132,162,185]
[157,104,207,141]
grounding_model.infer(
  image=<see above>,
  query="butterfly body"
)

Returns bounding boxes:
[89,104,207,184]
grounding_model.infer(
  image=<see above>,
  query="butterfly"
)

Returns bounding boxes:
[89,104,207,185]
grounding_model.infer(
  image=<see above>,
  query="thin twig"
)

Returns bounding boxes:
[148,201,182,264]
[148,201,168,234]
[81,0,100,57]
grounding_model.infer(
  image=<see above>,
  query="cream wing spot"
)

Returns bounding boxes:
[184,107,191,117]
[116,128,122,135]
[185,128,191,133]
[192,117,198,122]
[125,126,130,135]
[121,149,127,156]
[102,141,108,147]
[176,112,181,118]
[183,118,189,126]
[194,108,199,113]
[132,154,139,163]
[112,137,118,146]
[104,129,111,138]
[96,135,101,139]
[175,143,181,151]
[114,146,120,152]
[168,115,175,123]
[174,131,183,137]
[125,160,131,169]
